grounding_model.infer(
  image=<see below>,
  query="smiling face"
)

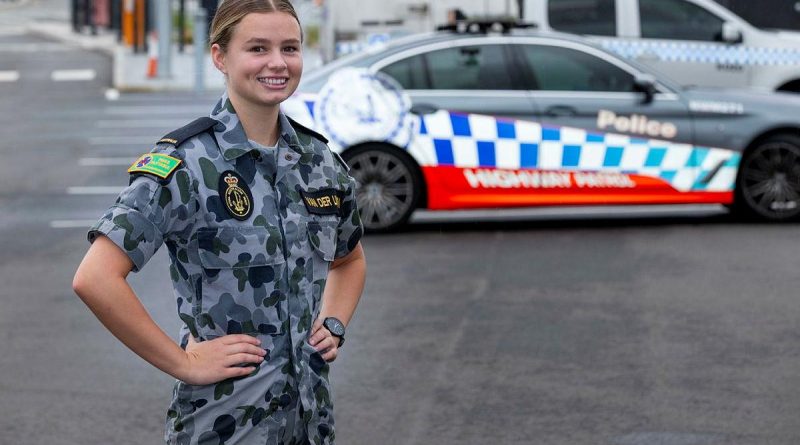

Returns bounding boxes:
[211,12,303,114]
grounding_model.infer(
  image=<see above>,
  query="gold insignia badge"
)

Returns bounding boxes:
[218,171,253,220]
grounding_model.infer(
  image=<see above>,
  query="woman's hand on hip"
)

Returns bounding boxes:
[309,319,338,363]
[178,335,267,385]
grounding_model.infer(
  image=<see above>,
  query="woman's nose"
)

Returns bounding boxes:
[266,52,288,70]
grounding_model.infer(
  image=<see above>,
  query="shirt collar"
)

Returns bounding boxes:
[210,93,314,162]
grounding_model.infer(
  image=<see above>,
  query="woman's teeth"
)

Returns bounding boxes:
[258,77,287,86]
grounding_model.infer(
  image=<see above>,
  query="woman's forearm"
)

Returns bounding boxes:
[320,242,366,326]
[73,237,190,380]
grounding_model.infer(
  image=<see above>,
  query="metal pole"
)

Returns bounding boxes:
[89,0,97,35]
[194,7,207,94]
[178,0,185,53]
[135,0,145,53]
[157,0,172,78]
[322,0,335,62]
[72,0,80,32]
[83,0,91,31]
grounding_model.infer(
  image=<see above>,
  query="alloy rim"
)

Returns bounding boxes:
[741,143,800,217]
[347,151,415,229]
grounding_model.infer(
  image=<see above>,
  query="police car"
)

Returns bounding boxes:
[523,0,800,93]
[282,21,800,231]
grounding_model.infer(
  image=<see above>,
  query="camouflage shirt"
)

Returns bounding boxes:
[88,93,363,445]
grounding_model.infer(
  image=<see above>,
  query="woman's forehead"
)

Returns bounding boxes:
[233,12,301,39]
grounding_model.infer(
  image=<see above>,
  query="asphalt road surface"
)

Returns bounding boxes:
[1,32,800,445]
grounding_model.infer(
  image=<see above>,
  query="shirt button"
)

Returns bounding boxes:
[285,154,293,161]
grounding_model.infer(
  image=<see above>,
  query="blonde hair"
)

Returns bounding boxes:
[210,0,303,50]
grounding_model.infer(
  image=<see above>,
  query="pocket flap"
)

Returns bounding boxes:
[198,226,285,269]
[308,220,337,262]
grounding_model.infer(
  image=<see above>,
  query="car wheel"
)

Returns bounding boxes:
[342,144,423,232]
[735,134,800,221]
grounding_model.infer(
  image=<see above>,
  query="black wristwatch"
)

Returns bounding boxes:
[323,317,346,347]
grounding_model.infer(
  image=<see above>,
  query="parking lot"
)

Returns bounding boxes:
[5,0,800,436]
[1,31,800,444]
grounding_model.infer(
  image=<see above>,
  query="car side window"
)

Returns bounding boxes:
[422,45,515,90]
[548,0,617,36]
[639,0,725,41]
[380,54,429,90]
[517,44,634,92]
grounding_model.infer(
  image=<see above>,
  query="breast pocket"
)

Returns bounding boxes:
[306,219,338,308]
[196,226,287,339]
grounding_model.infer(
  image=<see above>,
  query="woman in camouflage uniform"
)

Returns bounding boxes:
[72,1,366,444]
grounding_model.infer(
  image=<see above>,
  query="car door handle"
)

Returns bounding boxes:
[410,103,439,115]
[544,105,577,118]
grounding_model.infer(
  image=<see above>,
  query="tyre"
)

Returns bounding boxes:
[341,144,424,232]
[734,134,800,221]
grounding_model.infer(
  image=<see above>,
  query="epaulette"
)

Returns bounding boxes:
[126,117,217,182]
[331,150,351,173]
[157,117,218,146]
[286,116,329,144]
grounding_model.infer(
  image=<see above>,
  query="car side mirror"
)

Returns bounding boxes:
[633,74,657,104]
[721,22,743,44]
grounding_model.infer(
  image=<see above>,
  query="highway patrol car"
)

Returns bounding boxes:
[283,22,800,231]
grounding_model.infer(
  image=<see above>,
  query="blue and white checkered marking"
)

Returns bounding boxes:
[409,111,740,192]
[599,39,800,66]
[282,96,741,193]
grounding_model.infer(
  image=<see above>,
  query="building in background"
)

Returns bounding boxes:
[311,0,521,62]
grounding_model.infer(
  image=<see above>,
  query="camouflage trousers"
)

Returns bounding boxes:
[165,334,323,445]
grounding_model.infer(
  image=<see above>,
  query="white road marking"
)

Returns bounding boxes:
[96,119,189,128]
[104,88,120,101]
[79,157,133,166]
[104,105,210,115]
[50,220,97,229]
[114,95,221,102]
[51,69,96,81]
[67,186,124,195]
[0,28,26,37]
[0,43,73,52]
[89,136,155,145]
[0,70,19,82]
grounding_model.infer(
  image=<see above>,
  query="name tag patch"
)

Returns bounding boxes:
[301,189,344,215]
[128,153,182,179]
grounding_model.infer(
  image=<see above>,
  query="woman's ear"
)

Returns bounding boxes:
[210,43,227,75]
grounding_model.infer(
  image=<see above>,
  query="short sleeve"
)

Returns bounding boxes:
[334,175,364,259]
[88,169,197,272]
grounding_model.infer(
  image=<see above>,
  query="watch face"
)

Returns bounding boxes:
[324,317,345,337]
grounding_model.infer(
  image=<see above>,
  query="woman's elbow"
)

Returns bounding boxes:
[72,264,94,300]
[73,235,132,299]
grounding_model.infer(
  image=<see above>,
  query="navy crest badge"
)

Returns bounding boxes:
[219,171,253,220]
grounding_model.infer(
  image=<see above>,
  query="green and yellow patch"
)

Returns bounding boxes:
[128,153,182,179]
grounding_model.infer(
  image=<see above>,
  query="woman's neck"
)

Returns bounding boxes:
[228,93,281,147]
